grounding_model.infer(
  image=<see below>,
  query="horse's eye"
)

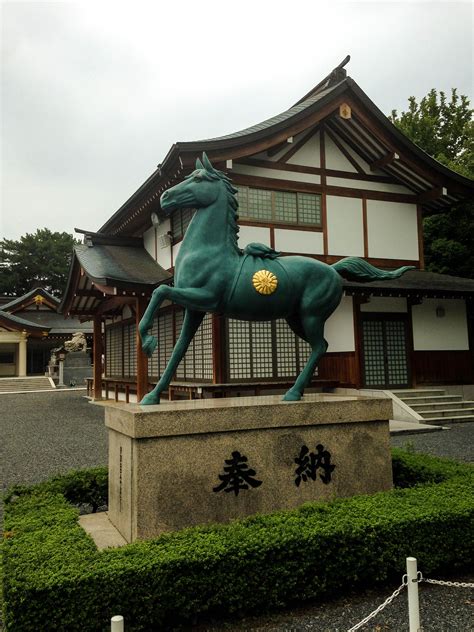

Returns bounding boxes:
[194,172,202,181]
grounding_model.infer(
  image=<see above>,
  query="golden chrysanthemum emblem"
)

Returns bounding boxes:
[252,269,278,295]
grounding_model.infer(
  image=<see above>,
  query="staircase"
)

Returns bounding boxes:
[393,388,474,425]
[0,376,54,393]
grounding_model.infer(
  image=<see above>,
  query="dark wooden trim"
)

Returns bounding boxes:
[269,227,275,248]
[417,205,425,270]
[93,315,103,400]
[417,186,448,204]
[239,219,323,233]
[212,313,225,384]
[324,125,365,174]
[352,295,363,388]
[267,139,291,157]
[135,297,148,402]
[406,298,416,388]
[412,350,474,385]
[279,125,320,163]
[95,296,135,317]
[370,152,399,172]
[327,118,376,166]
[238,157,394,183]
[231,172,419,204]
[362,196,368,258]
[320,127,328,255]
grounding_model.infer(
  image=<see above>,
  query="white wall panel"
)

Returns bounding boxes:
[326,196,364,257]
[233,163,320,184]
[325,135,357,173]
[274,228,324,254]
[287,132,320,167]
[367,201,419,260]
[143,226,156,260]
[412,299,469,351]
[325,296,355,352]
[238,225,271,249]
[327,177,412,194]
[361,297,408,313]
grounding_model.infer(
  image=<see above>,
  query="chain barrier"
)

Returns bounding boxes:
[346,576,408,632]
[347,569,474,631]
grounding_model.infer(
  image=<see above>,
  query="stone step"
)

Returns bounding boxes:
[392,389,446,398]
[420,407,474,419]
[0,377,53,392]
[411,401,474,412]
[399,395,463,405]
[422,414,474,425]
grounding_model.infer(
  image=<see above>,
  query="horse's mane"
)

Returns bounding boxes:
[193,156,242,255]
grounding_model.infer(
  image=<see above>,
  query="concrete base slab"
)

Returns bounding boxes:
[389,419,446,435]
[79,512,127,550]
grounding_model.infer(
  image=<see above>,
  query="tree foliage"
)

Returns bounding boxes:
[0,228,79,298]
[390,89,474,278]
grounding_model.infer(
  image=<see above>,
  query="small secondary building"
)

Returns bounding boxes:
[0,287,92,376]
[61,58,474,400]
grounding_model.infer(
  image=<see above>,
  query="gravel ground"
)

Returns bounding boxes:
[1,392,473,631]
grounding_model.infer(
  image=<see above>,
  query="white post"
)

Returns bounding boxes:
[111,615,124,632]
[407,557,421,632]
[58,359,65,387]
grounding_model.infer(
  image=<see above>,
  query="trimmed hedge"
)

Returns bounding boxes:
[3,451,473,631]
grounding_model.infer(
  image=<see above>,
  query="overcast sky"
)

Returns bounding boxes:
[1,0,472,241]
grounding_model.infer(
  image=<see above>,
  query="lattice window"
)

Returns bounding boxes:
[174,310,185,379]
[275,319,297,377]
[228,319,252,379]
[362,320,385,386]
[158,311,174,377]
[123,326,130,377]
[386,321,408,385]
[149,318,159,377]
[106,326,122,376]
[297,193,321,225]
[274,191,297,224]
[250,321,273,378]
[235,185,321,227]
[128,324,137,377]
[227,318,315,381]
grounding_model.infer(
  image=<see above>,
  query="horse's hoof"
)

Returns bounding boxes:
[140,392,160,405]
[283,389,302,402]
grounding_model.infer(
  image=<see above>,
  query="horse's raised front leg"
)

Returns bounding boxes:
[139,285,219,358]
[283,316,327,402]
[141,309,205,405]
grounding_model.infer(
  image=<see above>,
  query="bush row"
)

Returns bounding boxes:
[3,451,473,631]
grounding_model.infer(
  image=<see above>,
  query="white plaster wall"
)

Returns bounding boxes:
[327,177,413,194]
[412,299,469,351]
[325,295,355,352]
[156,218,172,270]
[143,226,156,260]
[325,135,358,173]
[238,225,271,249]
[287,132,320,167]
[334,137,370,173]
[232,163,320,185]
[274,228,324,254]
[361,297,408,313]
[326,196,364,257]
[367,201,419,260]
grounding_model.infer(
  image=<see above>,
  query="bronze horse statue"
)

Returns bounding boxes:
[139,154,413,404]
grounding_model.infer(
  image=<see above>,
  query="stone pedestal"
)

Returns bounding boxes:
[63,351,92,386]
[101,394,393,543]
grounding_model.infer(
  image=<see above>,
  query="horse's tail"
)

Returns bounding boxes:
[332,257,415,282]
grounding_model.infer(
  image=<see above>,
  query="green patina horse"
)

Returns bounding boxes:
[139,153,413,405]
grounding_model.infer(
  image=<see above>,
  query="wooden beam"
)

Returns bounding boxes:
[74,288,104,298]
[279,126,320,163]
[418,186,448,204]
[324,125,365,174]
[135,297,149,402]
[370,152,399,171]
[95,296,135,317]
[93,315,103,400]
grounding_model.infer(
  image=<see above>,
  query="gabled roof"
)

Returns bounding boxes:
[60,232,172,316]
[0,310,51,336]
[98,56,474,237]
[2,287,59,312]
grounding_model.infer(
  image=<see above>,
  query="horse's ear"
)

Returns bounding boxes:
[195,157,204,170]
[202,152,214,172]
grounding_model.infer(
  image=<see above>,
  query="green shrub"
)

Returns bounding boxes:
[2,452,473,631]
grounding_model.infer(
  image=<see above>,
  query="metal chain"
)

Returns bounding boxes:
[422,578,474,588]
[347,579,407,632]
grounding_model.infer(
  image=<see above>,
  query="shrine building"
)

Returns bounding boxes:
[60,58,474,402]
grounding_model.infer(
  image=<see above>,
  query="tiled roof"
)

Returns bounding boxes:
[1,287,59,311]
[344,269,474,296]
[0,310,51,332]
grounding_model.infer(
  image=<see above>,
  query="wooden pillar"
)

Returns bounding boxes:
[212,313,226,384]
[93,315,103,400]
[18,334,28,377]
[136,298,149,402]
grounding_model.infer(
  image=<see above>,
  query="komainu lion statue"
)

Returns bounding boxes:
[64,332,87,352]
